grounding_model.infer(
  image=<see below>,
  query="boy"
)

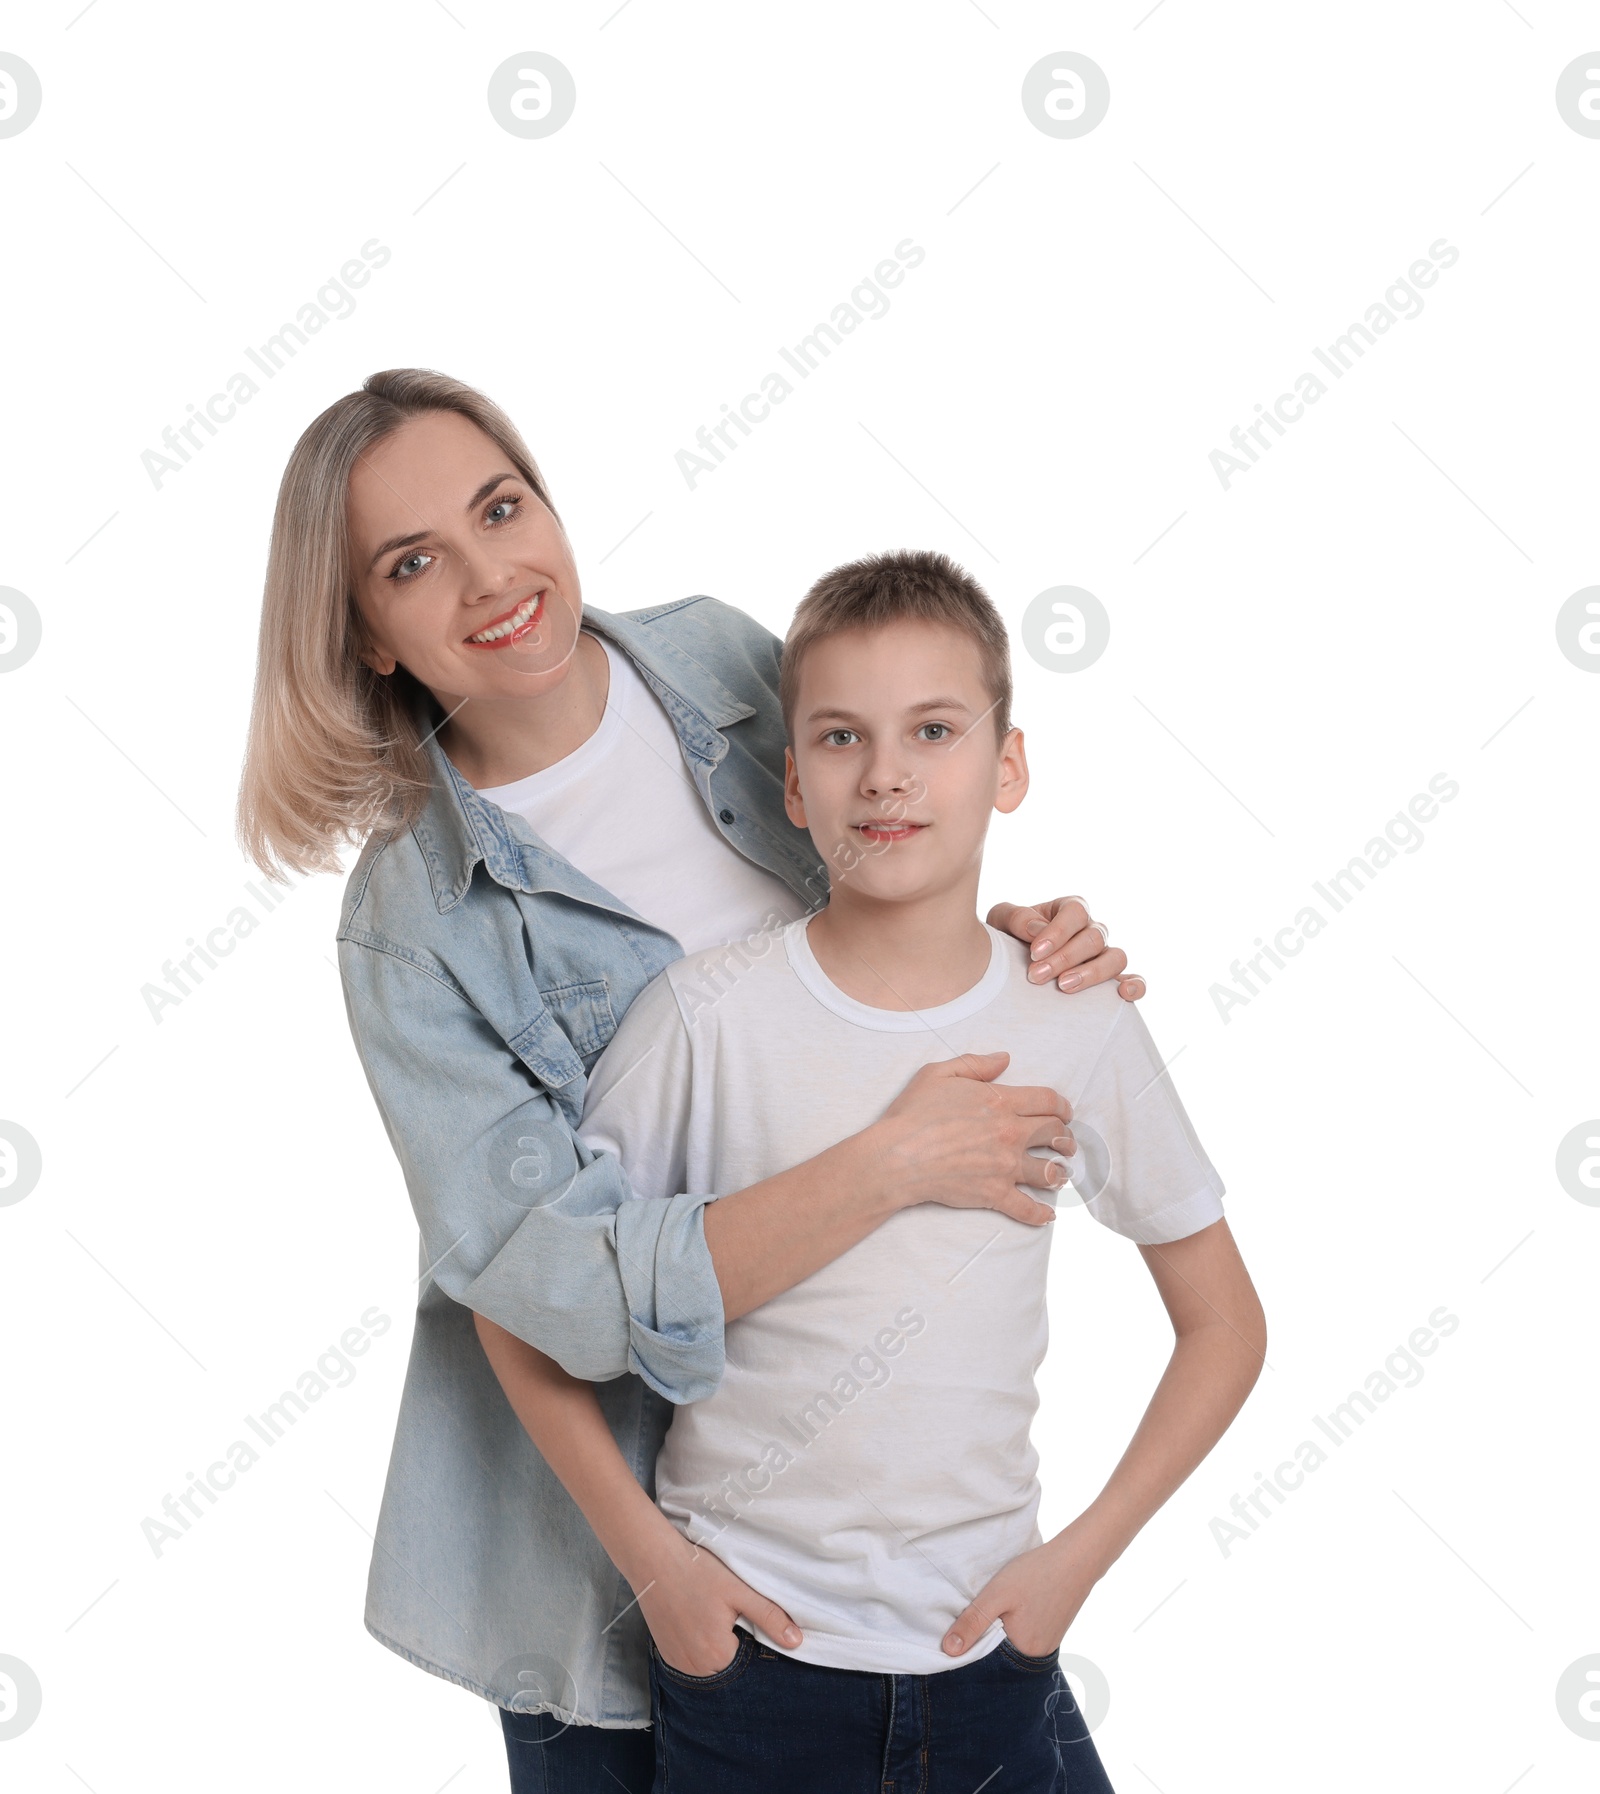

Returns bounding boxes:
[489,551,1265,1792]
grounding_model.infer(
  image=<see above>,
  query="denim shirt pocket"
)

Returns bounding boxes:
[508,978,618,1097]
[542,977,618,1057]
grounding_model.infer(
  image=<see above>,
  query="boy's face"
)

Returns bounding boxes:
[783,617,1028,904]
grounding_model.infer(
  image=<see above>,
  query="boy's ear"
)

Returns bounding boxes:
[783,746,807,829]
[993,726,1029,816]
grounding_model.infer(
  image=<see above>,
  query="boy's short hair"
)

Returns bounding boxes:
[780,549,1013,748]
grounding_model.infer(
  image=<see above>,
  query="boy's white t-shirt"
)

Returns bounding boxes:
[476,631,808,955]
[576,913,1227,1675]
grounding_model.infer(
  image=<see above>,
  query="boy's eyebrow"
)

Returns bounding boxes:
[366,473,521,569]
[805,695,973,724]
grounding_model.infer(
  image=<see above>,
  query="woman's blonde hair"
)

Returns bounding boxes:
[237,368,558,879]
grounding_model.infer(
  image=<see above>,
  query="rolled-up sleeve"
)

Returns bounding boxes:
[574,970,710,1397]
[338,933,725,1403]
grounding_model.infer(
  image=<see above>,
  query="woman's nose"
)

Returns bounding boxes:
[456,541,522,597]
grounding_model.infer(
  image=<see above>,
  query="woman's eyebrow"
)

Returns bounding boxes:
[365,473,521,569]
[368,528,428,568]
[465,471,519,510]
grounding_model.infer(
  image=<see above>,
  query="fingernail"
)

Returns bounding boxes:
[944,1634,962,1652]
[1024,918,1045,940]
[782,1627,800,1646]
[1053,1136,1075,1156]
[1030,938,1052,959]
[1058,973,1083,991]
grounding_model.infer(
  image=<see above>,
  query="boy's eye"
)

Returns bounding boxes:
[918,722,952,742]
[823,729,859,747]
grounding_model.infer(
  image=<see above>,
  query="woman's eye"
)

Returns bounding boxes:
[391,552,432,582]
[486,495,521,525]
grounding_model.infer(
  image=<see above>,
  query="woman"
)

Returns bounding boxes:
[238,367,1145,1794]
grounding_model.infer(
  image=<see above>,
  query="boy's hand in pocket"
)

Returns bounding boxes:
[639,1532,802,1677]
[941,1528,1101,1660]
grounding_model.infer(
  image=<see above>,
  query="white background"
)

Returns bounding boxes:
[2,3,1596,1790]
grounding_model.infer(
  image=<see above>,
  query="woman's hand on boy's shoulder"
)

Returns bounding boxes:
[988,896,1145,1001]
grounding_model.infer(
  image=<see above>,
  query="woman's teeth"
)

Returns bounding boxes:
[468,594,541,643]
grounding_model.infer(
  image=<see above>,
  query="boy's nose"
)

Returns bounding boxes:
[862,769,912,796]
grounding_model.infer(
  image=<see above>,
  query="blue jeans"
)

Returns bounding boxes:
[500,1704,653,1793]
[647,1628,1117,1793]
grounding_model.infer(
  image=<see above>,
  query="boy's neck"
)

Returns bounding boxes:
[805,881,992,1012]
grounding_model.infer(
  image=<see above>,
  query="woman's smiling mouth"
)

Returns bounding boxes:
[465,590,545,648]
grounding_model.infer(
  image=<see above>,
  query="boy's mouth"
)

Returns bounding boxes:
[464,590,546,648]
[854,821,927,845]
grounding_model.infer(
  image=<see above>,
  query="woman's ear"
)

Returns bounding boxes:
[359,644,398,677]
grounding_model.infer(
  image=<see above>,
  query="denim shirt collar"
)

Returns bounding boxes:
[409,602,762,915]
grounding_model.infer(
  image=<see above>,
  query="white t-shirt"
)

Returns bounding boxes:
[476,631,808,955]
[576,913,1227,1674]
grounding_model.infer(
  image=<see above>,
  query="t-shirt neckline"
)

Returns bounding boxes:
[475,631,625,804]
[784,913,1011,1032]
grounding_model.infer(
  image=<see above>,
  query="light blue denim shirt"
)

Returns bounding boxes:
[336,596,828,1726]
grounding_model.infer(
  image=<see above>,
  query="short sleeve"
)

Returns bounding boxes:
[1064,1002,1226,1245]
[577,968,694,1204]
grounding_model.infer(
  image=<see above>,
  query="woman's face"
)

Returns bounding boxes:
[346,409,583,706]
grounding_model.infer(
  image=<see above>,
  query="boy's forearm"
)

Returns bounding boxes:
[1060,1315,1265,1577]
[472,1311,682,1588]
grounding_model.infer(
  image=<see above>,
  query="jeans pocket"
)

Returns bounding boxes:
[997,1635,1061,1672]
[650,1629,756,1690]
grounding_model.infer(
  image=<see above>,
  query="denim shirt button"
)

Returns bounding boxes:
[718,808,735,824]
